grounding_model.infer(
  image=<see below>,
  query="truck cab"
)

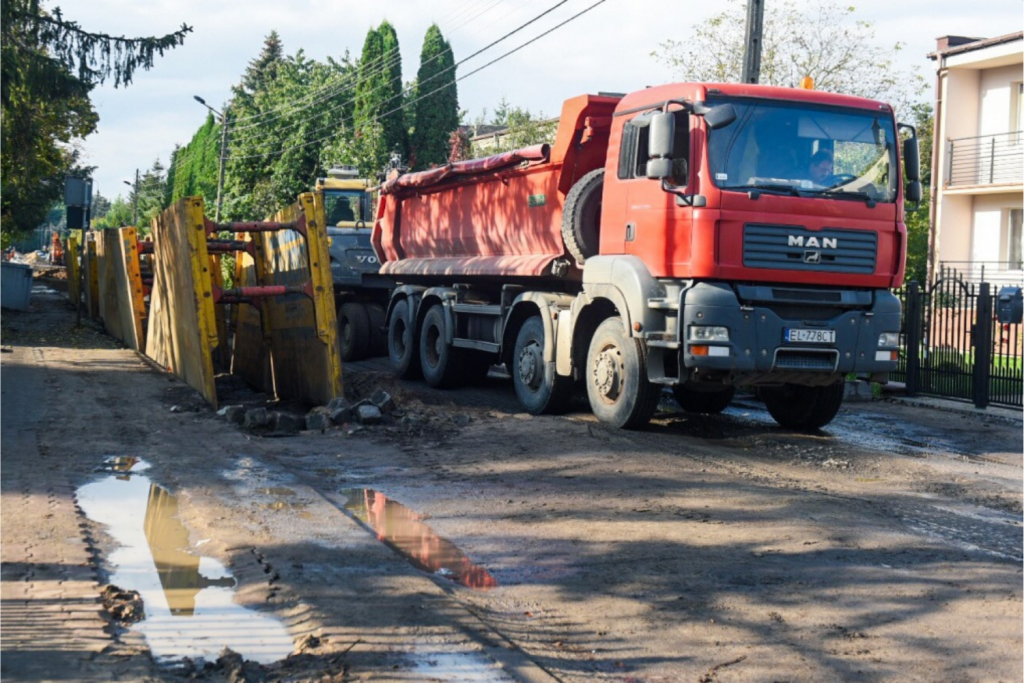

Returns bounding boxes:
[315,168,391,360]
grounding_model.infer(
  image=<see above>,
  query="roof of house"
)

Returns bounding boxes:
[928,31,1023,60]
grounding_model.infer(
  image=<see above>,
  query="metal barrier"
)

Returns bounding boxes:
[893,265,1023,408]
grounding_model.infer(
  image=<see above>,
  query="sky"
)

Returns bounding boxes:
[54,0,1023,202]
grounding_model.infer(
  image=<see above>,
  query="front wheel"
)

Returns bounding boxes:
[585,317,659,429]
[512,316,573,414]
[338,302,370,362]
[760,381,845,430]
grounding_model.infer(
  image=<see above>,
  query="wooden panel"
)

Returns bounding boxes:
[94,228,146,351]
[83,234,100,319]
[230,235,274,394]
[145,198,219,408]
[260,193,342,405]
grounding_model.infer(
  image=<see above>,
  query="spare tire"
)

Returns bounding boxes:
[562,168,604,265]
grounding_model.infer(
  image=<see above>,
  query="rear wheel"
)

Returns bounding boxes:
[512,316,573,414]
[672,385,735,414]
[338,302,370,362]
[388,298,420,378]
[585,317,659,429]
[419,305,461,388]
[760,381,845,430]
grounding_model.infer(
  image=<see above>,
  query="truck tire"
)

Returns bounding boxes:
[672,385,735,414]
[338,302,370,362]
[760,381,845,430]
[562,168,604,264]
[419,305,461,388]
[585,316,659,429]
[388,298,420,379]
[365,302,387,356]
[512,316,573,414]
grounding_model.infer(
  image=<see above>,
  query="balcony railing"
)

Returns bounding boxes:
[947,131,1023,187]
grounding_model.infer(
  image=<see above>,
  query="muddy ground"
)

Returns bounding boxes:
[1,286,1022,682]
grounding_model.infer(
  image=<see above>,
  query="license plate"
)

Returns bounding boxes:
[784,328,835,344]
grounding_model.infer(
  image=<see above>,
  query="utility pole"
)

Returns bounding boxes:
[123,169,139,226]
[741,0,764,84]
[194,96,229,222]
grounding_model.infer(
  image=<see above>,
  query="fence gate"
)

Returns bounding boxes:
[893,266,1023,408]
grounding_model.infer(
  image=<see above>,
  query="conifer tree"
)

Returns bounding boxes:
[354,21,407,174]
[410,24,458,170]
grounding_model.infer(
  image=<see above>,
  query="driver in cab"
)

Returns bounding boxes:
[808,149,834,185]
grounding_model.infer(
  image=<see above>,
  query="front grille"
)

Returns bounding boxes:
[768,305,846,321]
[773,349,838,371]
[744,224,877,274]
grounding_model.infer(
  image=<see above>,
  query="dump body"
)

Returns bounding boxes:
[371,82,915,430]
[372,94,619,280]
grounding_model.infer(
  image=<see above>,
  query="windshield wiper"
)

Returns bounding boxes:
[816,188,878,207]
[726,183,803,197]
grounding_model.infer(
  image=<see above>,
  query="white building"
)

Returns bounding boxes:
[928,32,1023,286]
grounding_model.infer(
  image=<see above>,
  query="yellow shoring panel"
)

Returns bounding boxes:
[66,231,81,306]
[119,227,147,351]
[145,197,219,408]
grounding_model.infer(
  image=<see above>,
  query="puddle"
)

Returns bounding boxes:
[76,460,293,666]
[340,488,497,590]
[263,501,309,511]
[408,650,510,681]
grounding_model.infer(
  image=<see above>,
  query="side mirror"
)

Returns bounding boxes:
[704,103,736,130]
[646,158,673,180]
[903,137,920,181]
[648,112,675,160]
[905,180,922,204]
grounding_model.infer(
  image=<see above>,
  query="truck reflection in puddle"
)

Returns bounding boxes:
[76,460,293,665]
[340,488,497,590]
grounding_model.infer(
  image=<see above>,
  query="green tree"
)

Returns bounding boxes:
[904,103,933,285]
[0,0,190,238]
[354,21,407,173]
[168,114,220,205]
[91,195,133,229]
[410,24,458,170]
[472,99,557,155]
[652,0,925,118]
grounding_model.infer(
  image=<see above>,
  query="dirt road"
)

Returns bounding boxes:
[2,288,1021,682]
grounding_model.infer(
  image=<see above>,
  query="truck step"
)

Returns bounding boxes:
[647,298,679,311]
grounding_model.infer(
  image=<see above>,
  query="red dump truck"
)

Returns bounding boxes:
[371,82,921,430]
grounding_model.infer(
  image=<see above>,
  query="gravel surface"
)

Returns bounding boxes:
[2,287,1021,682]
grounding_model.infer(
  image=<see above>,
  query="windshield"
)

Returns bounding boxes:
[324,189,368,226]
[706,97,898,203]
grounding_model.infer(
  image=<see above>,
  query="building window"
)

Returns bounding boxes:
[1009,208,1023,269]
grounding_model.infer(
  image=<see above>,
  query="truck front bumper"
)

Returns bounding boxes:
[675,282,901,386]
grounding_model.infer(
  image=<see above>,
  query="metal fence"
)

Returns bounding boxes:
[947,131,1023,187]
[892,265,1023,408]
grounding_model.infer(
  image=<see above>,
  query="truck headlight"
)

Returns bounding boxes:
[878,332,899,347]
[690,326,730,342]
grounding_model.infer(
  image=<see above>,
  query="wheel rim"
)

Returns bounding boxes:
[517,341,543,391]
[592,343,624,404]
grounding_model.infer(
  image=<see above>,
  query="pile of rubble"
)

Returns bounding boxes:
[216,389,396,436]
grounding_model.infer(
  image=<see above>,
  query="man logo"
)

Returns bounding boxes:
[803,250,822,264]
[788,235,838,249]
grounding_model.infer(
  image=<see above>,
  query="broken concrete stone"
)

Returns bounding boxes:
[305,407,332,432]
[224,405,247,425]
[844,379,874,402]
[452,414,472,427]
[370,389,396,414]
[271,412,303,434]
[327,396,352,412]
[243,407,270,429]
[355,404,383,425]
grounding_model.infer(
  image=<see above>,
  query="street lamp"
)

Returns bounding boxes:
[123,170,139,226]
[194,95,229,223]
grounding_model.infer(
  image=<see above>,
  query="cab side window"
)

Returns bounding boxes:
[618,111,690,184]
